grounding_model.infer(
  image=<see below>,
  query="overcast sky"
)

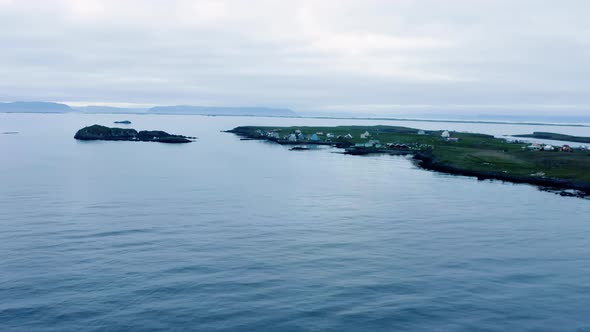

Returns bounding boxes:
[1,0,589,115]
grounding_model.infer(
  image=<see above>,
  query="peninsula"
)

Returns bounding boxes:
[227,125,590,195]
[514,132,590,144]
[75,124,194,143]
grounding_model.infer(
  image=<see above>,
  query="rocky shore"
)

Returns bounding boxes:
[74,125,194,143]
[413,152,590,196]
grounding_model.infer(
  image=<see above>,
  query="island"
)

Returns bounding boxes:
[114,120,132,124]
[513,132,590,144]
[74,125,194,143]
[227,125,590,196]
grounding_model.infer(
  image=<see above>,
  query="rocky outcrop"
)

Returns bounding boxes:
[74,125,193,143]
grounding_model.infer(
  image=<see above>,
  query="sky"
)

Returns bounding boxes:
[1,0,589,116]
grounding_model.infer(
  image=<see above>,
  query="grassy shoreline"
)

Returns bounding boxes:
[227,125,590,194]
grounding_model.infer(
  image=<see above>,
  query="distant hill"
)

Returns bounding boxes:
[149,106,297,117]
[0,101,72,113]
[75,106,148,113]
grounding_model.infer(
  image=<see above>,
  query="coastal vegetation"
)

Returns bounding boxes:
[74,124,194,143]
[228,125,590,194]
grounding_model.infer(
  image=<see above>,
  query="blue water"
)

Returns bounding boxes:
[1,113,590,331]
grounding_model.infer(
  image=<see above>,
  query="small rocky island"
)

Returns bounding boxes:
[114,120,132,124]
[75,124,194,143]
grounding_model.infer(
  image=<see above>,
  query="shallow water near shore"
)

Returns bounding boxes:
[1,113,590,331]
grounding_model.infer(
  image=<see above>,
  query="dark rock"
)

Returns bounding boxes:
[114,120,132,124]
[74,125,192,143]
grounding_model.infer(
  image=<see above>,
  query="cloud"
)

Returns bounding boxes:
[1,0,589,115]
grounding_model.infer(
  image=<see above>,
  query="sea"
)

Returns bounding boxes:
[1,113,590,331]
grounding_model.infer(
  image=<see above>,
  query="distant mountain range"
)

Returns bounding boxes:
[0,101,72,113]
[75,106,148,113]
[148,105,297,116]
[0,101,297,117]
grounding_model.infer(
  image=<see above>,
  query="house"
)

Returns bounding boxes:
[287,134,297,142]
[295,129,302,134]
[297,133,306,140]
[360,131,371,139]
[417,130,426,135]
[326,133,335,138]
[561,145,573,152]
[344,133,353,139]
[309,134,320,142]
[316,132,324,136]
[441,130,450,138]
[543,145,555,151]
[447,137,459,142]
[527,143,542,151]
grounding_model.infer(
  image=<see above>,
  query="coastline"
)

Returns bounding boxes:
[412,152,590,196]
[227,125,590,197]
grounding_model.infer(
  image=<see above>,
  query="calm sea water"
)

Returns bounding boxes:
[1,113,590,331]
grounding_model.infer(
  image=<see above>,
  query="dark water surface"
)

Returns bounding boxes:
[1,113,590,331]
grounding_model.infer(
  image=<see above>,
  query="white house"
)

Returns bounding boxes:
[287,134,297,142]
[441,130,450,138]
[360,131,371,139]
[527,143,542,151]
[417,130,426,135]
[344,133,353,139]
[326,133,335,138]
[543,145,555,151]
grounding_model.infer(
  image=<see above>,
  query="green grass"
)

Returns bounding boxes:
[229,125,590,182]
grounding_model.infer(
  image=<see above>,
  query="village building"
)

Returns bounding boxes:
[527,143,542,151]
[309,134,320,142]
[543,145,555,151]
[360,131,371,139]
[417,130,426,135]
[441,130,450,138]
[561,145,573,152]
[344,133,353,139]
[287,134,297,142]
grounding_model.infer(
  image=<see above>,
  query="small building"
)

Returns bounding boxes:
[295,129,302,134]
[326,133,335,138]
[543,145,555,151]
[344,133,353,139]
[447,137,459,142]
[561,145,573,152]
[287,134,297,142]
[441,130,450,138]
[360,131,371,139]
[417,130,426,135]
[297,133,306,140]
[309,134,320,142]
[316,132,324,136]
[527,143,542,151]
